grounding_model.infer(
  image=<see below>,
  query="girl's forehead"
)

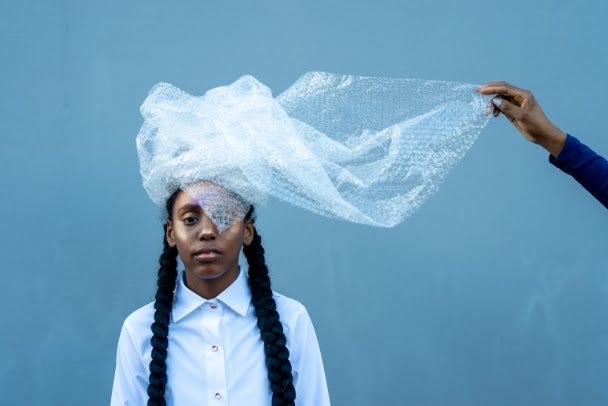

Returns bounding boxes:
[183,181,231,202]
[183,182,228,199]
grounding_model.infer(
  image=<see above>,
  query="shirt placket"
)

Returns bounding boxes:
[201,300,228,404]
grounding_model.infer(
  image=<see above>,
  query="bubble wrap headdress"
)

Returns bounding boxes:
[137,72,491,228]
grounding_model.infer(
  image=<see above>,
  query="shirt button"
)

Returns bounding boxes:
[214,392,222,399]
[210,303,218,309]
[211,345,219,352]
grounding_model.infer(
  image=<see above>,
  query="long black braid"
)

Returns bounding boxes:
[146,196,295,406]
[243,208,296,406]
[147,193,179,406]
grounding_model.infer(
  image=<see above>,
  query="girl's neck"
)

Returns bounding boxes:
[183,266,240,299]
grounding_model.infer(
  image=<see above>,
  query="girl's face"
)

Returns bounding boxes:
[165,183,254,298]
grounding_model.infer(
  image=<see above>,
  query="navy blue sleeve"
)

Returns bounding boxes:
[549,134,608,209]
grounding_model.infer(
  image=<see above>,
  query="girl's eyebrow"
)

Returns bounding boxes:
[176,203,202,214]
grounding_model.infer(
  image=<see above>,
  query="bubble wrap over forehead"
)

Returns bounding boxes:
[137,72,491,227]
[182,182,249,232]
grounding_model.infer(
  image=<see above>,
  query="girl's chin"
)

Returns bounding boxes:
[185,266,238,282]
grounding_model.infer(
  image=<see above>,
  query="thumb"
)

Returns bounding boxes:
[492,97,520,122]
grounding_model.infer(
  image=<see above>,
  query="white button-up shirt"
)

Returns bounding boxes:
[111,270,330,405]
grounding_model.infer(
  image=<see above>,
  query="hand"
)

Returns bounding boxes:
[476,82,567,157]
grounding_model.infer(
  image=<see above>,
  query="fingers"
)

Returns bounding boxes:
[476,81,515,95]
[477,82,538,117]
[486,93,513,118]
[476,81,533,104]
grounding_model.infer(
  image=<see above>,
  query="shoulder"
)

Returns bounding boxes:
[273,291,308,318]
[272,291,314,338]
[113,302,157,373]
[118,301,156,344]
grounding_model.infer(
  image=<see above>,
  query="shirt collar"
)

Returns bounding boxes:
[172,268,252,322]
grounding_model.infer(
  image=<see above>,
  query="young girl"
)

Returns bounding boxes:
[111,181,330,406]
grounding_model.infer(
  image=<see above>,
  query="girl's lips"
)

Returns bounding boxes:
[193,248,221,261]
[194,252,220,261]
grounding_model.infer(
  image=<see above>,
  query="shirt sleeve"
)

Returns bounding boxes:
[549,134,608,209]
[288,307,331,406]
[110,321,149,406]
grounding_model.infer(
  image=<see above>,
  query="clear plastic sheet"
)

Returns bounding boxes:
[182,182,249,232]
[137,72,491,228]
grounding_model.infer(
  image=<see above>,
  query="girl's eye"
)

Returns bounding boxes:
[183,216,199,226]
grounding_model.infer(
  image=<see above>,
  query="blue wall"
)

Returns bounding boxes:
[1,1,607,404]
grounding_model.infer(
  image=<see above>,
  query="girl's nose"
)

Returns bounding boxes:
[198,214,218,240]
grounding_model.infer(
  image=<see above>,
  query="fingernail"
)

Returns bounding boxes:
[492,97,502,107]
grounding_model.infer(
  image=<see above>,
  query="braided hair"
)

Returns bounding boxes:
[243,207,296,406]
[146,194,295,406]
[147,193,179,406]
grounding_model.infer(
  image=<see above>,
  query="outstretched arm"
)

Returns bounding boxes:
[477,81,608,209]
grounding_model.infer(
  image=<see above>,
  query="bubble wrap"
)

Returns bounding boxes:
[137,72,491,228]
[181,182,249,232]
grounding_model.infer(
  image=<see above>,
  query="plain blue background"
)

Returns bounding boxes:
[1,1,607,405]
